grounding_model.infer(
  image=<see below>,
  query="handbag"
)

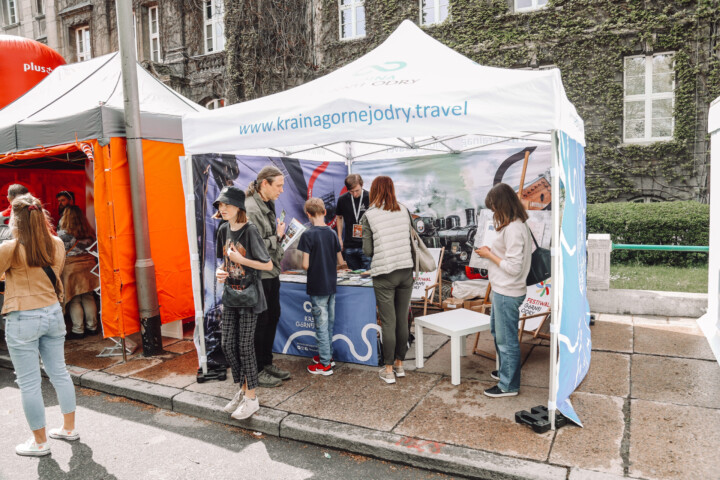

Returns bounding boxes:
[221,227,260,308]
[526,225,551,286]
[407,210,437,274]
[42,266,63,302]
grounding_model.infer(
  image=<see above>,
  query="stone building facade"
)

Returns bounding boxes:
[223,0,720,204]
[1,0,227,108]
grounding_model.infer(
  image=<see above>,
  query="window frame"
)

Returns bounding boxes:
[622,51,675,144]
[35,0,44,16]
[514,0,548,13]
[3,0,18,25]
[420,0,449,26]
[203,0,225,54]
[75,25,91,62]
[338,0,365,41]
[148,5,161,62]
[205,98,226,110]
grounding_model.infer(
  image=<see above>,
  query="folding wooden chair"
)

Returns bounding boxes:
[410,247,445,316]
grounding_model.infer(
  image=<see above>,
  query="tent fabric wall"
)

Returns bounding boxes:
[93,138,193,338]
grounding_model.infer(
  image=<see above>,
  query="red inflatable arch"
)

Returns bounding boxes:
[0,35,65,109]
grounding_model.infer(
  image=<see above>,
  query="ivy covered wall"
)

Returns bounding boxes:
[225,0,720,203]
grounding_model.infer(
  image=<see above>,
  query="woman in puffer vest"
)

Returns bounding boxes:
[361,176,414,385]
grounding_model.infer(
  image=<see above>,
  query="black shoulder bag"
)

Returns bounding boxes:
[42,266,62,301]
[221,227,260,308]
[526,226,551,286]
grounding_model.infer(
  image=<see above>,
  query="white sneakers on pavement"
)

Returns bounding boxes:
[231,396,260,420]
[48,428,80,441]
[223,389,245,413]
[15,438,51,457]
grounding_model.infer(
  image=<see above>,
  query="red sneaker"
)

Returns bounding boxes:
[312,355,336,367]
[307,362,333,376]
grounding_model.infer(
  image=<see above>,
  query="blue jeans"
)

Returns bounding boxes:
[490,292,526,392]
[4,303,76,431]
[310,294,336,366]
[343,247,371,271]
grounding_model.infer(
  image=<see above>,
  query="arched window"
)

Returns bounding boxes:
[206,98,226,110]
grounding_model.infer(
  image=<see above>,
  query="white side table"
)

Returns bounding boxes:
[415,308,491,385]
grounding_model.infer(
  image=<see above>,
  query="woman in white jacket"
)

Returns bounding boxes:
[475,183,532,398]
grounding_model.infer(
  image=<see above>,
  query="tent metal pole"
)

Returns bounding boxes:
[115,0,164,356]
[549,131,561,430]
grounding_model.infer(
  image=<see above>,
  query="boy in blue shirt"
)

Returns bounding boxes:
[297,198,343,375]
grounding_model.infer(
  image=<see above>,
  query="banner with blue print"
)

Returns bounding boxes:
[555,131,591,426]
[190,154,348,364]
[274,282,380,366]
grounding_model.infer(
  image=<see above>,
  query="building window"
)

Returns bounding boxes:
[75,26,91,62]
[623,52,675,143]
[206,98,226,110]
[35,0,44,16]
[339,0,365,40]
[148,5,161,62]
[515,0,548,12]
[420,0,448,25]
[204,0,225,54]
[3,0,18,24]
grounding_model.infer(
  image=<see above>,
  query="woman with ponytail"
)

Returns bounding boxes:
[1,194,78,456]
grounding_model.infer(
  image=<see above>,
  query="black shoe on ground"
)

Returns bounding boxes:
[490,370,499,380]
[483,385,518,398]
[85,329,98,336]
[66,332,84,340]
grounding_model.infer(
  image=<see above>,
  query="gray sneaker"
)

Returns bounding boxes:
[257,369,282,388]
[264,364,291,380]
[379,368,396,384]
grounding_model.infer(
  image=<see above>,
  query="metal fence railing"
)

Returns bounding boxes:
[612,244,709,253]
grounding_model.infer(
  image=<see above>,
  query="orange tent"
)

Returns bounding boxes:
[0,53,204,337]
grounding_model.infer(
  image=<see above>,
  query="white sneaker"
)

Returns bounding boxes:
[223,389,244,413]
[379,368,396,384]
[231,396,259,420]
[16,438,51,457]
[48,428,80,441]
[393,366,406,377]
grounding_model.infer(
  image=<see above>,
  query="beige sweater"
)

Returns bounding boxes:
[361,205,413,277]
[487,220,532,297]
[0,237,65,313]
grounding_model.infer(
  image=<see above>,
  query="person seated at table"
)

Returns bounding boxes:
[297,198,343,376]
[57,206,99,339]
[335,174,371,271]
[361,176,414,384]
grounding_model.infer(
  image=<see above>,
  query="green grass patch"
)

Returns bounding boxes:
[610,263,708,293]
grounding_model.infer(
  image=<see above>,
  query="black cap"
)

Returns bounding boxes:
[213,186,245,210]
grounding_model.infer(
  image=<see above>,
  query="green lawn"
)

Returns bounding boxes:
[610,263,708,293]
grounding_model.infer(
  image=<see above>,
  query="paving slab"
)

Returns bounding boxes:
[163,339,197,354]
[576,351,629,398]
[173,390,287,437]
[549,392,625,475]
[80,370,182,410]
[420,332,533,382]
[128,351,198,389]
[593,314,632,325]
[520,345,550,388]
[395,378,554,462]
[634,323,715,360]
[63,336,125,370]
[103,356,166,377]
[631,354,720,409]
[281,414,567,480]
[278,363,440,431]
[590,321,633,353]
[568,468,627,480]
[252,356,328,408]
[186,373,238,399]
[631,315,669,326]
[405,328,448,361]
[629,399,720,480]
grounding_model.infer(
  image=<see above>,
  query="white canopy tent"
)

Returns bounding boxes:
[699,96,720,365]
[182,20,589,426]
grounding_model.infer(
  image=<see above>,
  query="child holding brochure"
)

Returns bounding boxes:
[297,198,344,375]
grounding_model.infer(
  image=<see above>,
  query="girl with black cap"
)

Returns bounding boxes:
[213,186,273,420]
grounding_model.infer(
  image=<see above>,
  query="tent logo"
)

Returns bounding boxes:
[23,62,53,74]
[355,61,407,76]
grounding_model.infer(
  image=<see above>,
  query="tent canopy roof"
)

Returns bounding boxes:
[0,53,205,154]
[709,96,720,134]
[182,20,584,157]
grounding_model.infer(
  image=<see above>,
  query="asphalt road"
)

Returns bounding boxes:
[0,367,469,480]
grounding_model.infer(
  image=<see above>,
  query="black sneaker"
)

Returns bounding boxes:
[483,385,518,398]
[66,332,84,340]
[490,370,499,380]
[85,329,99,336]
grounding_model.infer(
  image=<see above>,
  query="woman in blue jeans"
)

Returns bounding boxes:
[475,183,532,397]
[1,194,78,456]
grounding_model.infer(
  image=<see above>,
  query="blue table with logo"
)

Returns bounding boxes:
[272,278,379,366]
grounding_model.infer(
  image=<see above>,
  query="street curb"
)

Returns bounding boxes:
[568,468,627,480]
[79,370,182,410]
[280,414,567,480]
[173,390,288,437]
